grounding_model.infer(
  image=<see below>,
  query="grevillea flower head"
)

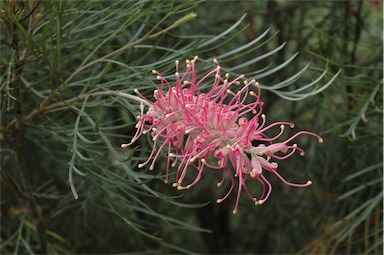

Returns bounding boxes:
[122,56,323,214]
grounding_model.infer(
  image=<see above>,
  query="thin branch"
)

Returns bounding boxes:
[42,90,151,114]
[5,12,195,131]
[64,12,196,85]
[6,0,48,252]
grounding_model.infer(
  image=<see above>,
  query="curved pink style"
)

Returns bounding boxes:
[122,56,323,214]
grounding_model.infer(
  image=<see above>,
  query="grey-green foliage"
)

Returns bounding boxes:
[1,0,346,254]
[293,1,383,254]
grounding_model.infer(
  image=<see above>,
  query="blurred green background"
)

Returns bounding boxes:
[1,0,382,254]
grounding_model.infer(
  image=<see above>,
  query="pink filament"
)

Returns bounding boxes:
[123,56,322,213]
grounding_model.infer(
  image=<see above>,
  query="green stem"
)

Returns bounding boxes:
[70,12,196,84]
[40,90,150,114]
[6,12,195,130]
[8,2,48,252]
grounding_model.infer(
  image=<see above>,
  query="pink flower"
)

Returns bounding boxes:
[122,56,323,214]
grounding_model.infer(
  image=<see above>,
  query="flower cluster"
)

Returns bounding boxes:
[122,56,323,214]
